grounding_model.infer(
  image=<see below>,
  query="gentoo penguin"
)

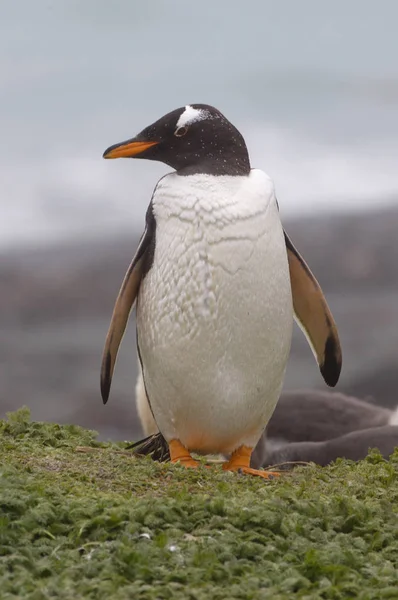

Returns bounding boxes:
[266,390,396,443]
[251,393,398,468]
[101,104,342,478]
[256,426,398,470]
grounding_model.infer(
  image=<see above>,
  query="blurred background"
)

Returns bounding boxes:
[1,0,397,440]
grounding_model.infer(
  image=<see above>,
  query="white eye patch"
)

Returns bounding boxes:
[176,105,209,129]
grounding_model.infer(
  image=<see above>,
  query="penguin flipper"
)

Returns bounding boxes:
[284,230,342,387]
[100,224,152,404]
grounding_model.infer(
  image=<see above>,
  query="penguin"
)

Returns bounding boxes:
[265,390,396,443]
[251,393,398,468]
[101,104,342,478]
[256,426,398,470]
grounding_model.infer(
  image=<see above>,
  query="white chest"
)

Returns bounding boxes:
[137,170,293,453]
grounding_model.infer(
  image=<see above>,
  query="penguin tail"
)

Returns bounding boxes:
[127,432,170,462]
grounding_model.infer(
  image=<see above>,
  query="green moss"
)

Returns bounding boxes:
[1,408,398,599]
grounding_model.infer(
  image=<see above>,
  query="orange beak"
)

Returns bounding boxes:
[103,139,159,159]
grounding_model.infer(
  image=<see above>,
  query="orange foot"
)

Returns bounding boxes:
[222,445,279,479]
[169,439,201,468]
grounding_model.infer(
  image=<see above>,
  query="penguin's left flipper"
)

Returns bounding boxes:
[284,230,342,387]
[100,206,154,404]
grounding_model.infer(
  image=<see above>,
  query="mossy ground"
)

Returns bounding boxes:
[1,408,398,599]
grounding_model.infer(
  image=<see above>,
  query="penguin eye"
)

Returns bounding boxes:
[174,126,188,137]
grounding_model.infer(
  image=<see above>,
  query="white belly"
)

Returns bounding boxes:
[137,170,293,454]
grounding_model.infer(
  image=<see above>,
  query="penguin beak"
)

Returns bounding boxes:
[103,137,159,159]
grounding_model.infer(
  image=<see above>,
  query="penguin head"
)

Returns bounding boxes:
[103,104,250,176]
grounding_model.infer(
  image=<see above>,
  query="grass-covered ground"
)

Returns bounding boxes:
[1,408,398,599]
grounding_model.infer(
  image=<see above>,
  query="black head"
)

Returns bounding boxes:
[103,104,250,176]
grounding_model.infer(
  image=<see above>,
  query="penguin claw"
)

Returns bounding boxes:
[169,438,208,469]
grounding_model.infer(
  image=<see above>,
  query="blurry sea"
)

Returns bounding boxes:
[1,0,398,250]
